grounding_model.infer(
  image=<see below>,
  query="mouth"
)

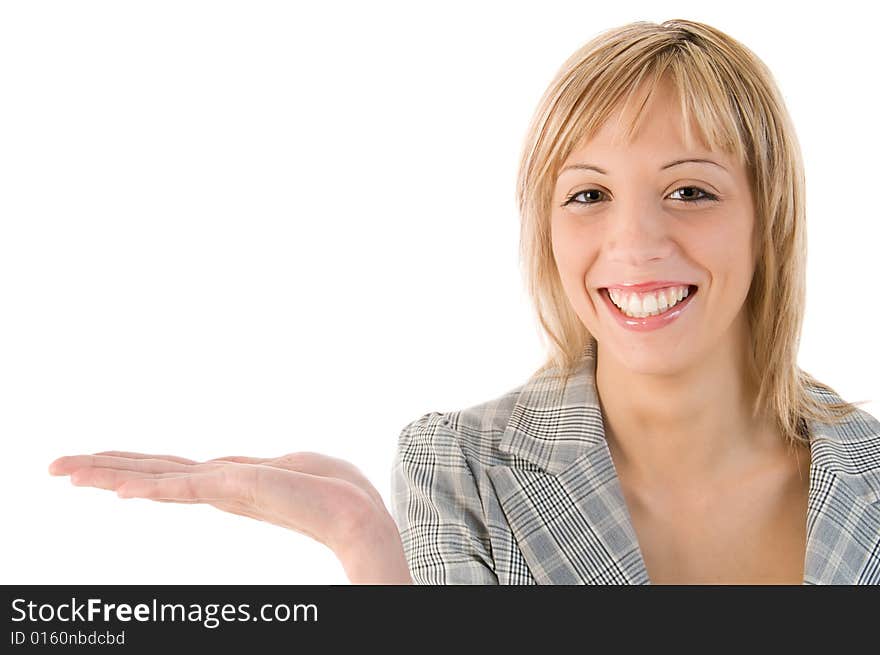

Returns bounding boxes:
[598,284,699,331]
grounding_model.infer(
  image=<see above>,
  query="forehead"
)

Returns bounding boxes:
[566,77,713,163]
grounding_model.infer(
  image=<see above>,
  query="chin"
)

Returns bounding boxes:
[597,333,699,378]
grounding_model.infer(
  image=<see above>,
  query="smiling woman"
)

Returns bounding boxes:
[49,18,880,586]
[390,18,880,585]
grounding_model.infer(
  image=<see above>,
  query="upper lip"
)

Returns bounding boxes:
[601,280,698,292]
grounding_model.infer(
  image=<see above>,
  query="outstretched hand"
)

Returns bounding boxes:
[48,450,413,584]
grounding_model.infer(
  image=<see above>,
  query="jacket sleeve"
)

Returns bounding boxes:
[390,411,498,584]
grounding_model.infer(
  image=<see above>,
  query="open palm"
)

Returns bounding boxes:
[48,450,411,584]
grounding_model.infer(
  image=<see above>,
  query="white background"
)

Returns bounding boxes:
[1,1,877,584]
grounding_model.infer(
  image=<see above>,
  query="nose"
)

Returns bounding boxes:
[604,196,674,265]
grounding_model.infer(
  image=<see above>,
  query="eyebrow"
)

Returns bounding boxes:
[560,158,728,175]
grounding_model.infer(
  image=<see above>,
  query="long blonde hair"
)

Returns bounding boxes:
[516,19,867,448]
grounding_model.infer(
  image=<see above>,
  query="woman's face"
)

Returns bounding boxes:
[550,78,756,376]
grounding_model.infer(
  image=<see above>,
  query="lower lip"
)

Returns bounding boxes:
[600,286,698,332]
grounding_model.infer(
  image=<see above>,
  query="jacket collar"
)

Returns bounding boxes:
[489,338,880,584]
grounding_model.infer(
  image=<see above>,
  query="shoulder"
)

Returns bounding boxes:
[802,380,880,444]
[396,381,527,468]
[802,380,880,504]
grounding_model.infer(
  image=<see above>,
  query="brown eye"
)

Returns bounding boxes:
[668,186,718,203]
[562,189,604,206]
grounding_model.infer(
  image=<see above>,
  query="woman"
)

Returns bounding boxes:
[49,19,879,584]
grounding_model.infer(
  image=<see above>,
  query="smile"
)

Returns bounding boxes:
[599,284,699,332]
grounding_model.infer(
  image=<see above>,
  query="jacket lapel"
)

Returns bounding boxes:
[486,338,880,584]
[487,339,650,584]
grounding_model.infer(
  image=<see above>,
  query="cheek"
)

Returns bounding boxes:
[551,220,602,322]
[551,220,593,283]
[692,215,755,300]
[552,213,593,258]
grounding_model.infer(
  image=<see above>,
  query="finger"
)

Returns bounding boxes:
[49,454,196,476]
[116,470,242,502]
[92,451,199,465]
[218,452,385,512]
[70,467,193,493]
[68,467,255,510]
[207,455,270,465]
[208,453,359,484]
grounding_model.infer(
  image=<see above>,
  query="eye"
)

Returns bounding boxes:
[667,186,718,203]
[561,189,604,206]
[561,185,719,207]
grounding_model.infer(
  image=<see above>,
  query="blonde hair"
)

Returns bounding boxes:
[516,18,867,449]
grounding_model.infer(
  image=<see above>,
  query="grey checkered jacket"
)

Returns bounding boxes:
[390,340,880,584]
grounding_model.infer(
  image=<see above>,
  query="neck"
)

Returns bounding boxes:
[595,313,778,488]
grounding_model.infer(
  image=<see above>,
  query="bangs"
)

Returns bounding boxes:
[548,44,750,181]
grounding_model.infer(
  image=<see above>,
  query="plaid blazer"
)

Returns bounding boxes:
[390,339,880,585]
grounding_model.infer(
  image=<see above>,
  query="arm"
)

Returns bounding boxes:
[390,412,498,585]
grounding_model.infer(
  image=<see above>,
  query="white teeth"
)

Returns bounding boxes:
[607,285,693,318]
[629,294,642,315]
[657,293,669,312]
